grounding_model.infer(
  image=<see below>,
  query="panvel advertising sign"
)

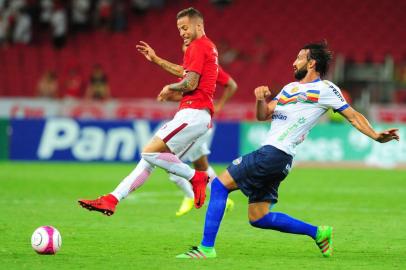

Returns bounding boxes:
[9,118,239,163]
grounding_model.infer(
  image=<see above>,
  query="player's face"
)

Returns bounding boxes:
[293,49,310,80]
[177,16,198,46]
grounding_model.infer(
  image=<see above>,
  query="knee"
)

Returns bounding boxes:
[248,202,271,223]
[249,212,273,228]
[248,211,267,225]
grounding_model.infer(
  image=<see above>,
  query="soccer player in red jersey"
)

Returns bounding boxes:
[78,7,218,215]
[136,41,238,216]
[168,65,238,216]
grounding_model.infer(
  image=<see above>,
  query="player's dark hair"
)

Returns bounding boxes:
[176,7,204,21]
[302,40,332,77]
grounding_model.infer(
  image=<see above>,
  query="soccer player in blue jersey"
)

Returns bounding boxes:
[176,41,400,259]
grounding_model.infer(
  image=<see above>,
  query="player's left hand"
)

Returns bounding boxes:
[157,85,182,102]
[157,85,171,101]
[136,41,157,62]
[375,128,399,143]
[254,86,271,100]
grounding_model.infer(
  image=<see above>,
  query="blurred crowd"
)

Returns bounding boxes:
[1,0,404,105]
[0,0,234,49]
[37,64,111,100]
[0,0,165,48]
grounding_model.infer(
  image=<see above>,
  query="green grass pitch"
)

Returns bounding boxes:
[0,162,405,270]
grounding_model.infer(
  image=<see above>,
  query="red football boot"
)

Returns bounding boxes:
[78,194,118,216]
[190,171,209,209]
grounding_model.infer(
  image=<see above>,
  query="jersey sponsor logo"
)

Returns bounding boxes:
[277,117,306,142]
[282,163,291,176]
[271,113,288,121]
[329,85,345,102]
[232,156,242,165]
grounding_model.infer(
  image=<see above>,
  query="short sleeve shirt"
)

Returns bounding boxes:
[180,35,219,115]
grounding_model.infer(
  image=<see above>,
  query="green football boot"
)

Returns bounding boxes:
[315,225,334,257]
[176,197,194,217]
[176,245,217,259]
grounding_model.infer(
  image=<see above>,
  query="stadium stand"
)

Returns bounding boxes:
[1,0,405,101]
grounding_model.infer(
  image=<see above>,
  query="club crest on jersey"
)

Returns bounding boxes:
[290,87,299,93]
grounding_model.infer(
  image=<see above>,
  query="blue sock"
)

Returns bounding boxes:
[201,178,229,248]
[250,212,318,239]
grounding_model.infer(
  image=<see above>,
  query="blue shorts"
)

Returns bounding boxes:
[227,145,293,204]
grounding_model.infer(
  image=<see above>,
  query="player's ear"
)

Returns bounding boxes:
[308,59,316,70]
[196,23,203,32]
[195,18,204,31]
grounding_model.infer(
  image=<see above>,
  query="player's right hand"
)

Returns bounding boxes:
[136,41,157,62]
[254,86,271,100]
[375,128,400,143]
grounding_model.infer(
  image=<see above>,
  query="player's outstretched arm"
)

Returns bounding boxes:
[136,41,184,78]
[255,86,277,121]
[340,106,400,143]
[214,78,238,114]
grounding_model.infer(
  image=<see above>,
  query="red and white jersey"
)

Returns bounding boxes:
[180,35,218,115]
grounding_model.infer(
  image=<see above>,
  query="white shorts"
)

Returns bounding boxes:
[155,108,211,156]
[179,127,214,162]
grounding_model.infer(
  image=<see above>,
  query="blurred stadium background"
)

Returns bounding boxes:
[0,0,405,166]
[1,1,406,269]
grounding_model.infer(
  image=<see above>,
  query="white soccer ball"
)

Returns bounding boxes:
[31,226,62,254]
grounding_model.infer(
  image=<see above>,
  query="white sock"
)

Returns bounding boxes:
[169,174,194,198]
[111,159,154,201]
[206,165,217,191]
[142,152,195,180]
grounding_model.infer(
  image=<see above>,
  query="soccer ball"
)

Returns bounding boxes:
[31,226,62,254]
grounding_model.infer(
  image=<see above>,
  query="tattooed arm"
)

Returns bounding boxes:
[154,57,184,78]
[167,71,200,92]
[136,41,184,78]
[157,71,200,102]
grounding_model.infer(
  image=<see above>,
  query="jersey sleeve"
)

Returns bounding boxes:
[217,66,231,86]
[272,88,284,101]
[319,81,349,112]
[184,42,205,75]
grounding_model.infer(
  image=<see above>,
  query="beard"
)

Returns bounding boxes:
[294,66,308,80]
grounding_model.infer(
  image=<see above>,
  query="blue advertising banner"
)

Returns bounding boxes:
[9,118,239,163]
